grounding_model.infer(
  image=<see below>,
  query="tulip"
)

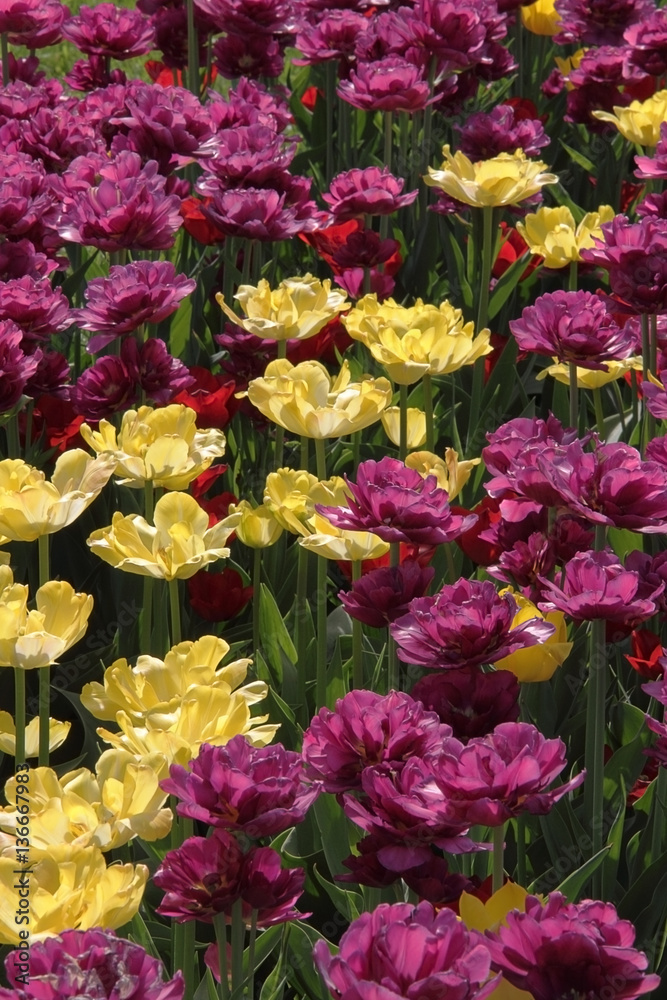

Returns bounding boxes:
[227,499,284,548]
[496,592,572,682]
[459,882,529,933]
[521,0,562,35]
[0,847,147,944]
[0,714,70,757]
[517,205,615,268]
[298,512,389,561]
[80,404,226,491]
[217,274,348,341]
[424,148,557,209]
[247,359,391,438]
[0,572,93,671]
[593,90,667,146]
[0,451,115,542]
[536,358,643,388]
[263,468,350,536]
[405,448,480,500]
[87,492,239,581]
[381,407,427,449]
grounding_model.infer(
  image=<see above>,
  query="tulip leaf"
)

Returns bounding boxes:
[557,140,597,174]
[313,792,356,879]
[555,845,610,902]
[193,969,218,1000]
[285,922,335,1000]
[488,254,531,320]
[314,865,362,922]
[607,527,644,562]
[259,583,298,674]
[618,850,667,924]
[601,790,626,900]
[242,925,284,982]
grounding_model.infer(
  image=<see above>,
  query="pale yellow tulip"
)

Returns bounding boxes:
[0,713,70,757]
[217,274,348,341]
[424,148,557,208]
[517,205,615,269]
[0,571,93,670]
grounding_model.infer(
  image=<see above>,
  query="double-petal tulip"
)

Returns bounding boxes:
[217,274,349,341]
[496,592,572,682]
[263,468,351,536]
[80,404,226,490]
[424,148,557,208]
[593,90,667,146]
[298,512,389,561]
[517,205,615,268]
[247,359,391,438]
[87,492,239,580]
[0,714,70,758]
[405,448,480,501]
[0,568,93,670]
[343,294,491,384]
[227,499,284,548]
[0,452,115,542]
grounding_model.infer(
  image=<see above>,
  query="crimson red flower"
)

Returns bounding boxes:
[626,628,666,679]
[187,567,252,621]
[171,367,237,429]
[452,497,504,566]
[179,195,226,244]
[21,395,85,454]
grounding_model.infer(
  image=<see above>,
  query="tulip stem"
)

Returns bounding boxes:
[37,533,50,767]
[651,765,667,861]
[492,823,505,894]
[14,668,26,767]
[315,438,329,709]
[252,548,261,656]
[468,206,495,450]
[423,374,435,453]
[142,484,154,654]
[186,0,199,97]
[593,388,606,438]
[515,814,526,887]
[379,112,393,241]
[399,384,408,461]
[1,34,8,87]
[247,910,258,1000]
[213,913,229,1000]
[568,362,579,431]
[5,414,19,459]
[585,523,608,898]
[325,61,336,183]
[169,579,182,647]
[352,560,363,690]
[295,545,309,723]
[231,898,245,996]
[388,543,400,692]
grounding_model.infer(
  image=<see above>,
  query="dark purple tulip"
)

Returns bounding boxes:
[339,561,434,628]
[0,929,184,1000]
[340,835,477,902]
[302,689,451,793]
[409,1,489,66]
[0,321,40,412]
[458,104,549,160]
[337,57,432,112]
[193,0,295,35]
[0,239,57,281]
[294,10,368,64]
[324,167,418,220]
[482,415,580,496]
[431,721,585,826]
[126,338,195,405]
[24,348,71,399]
[580,215,667,315]
[76,260,196,353]
[626,9,667,76]
[555,0,656,46]
[213,32,285,80]
[484,892,660,1000]
[0,276,71,346]
[202,182,326,242]
[537,550,663,624]
[314,902,498,1000]
[161,736,321,838]
[70,354,137,420]
[411,666,520,742]
[330,231,400,270]
[62,2,156,59]
[236,847,306,925]
[317,456,476,546]
[390,579,554,670]
[65,55,128,91]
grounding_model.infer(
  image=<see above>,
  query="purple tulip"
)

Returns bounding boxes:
[0,928,184,1000]
[213,32,286,80]
[198,124,296,187]
[482,415,580,496]
[580,215,667,314]
[76,261,196,353]
[23,348,71,399]
[70,354,138,420]
[626,9,667,76]
[314,901,498,1000]
[62,2,156,59]
[337,57,432,112]
[65,55,128,91]
[411,666,520,742]
[484,892,660,1000]
[317,456,476,546]
[339,561,435,628]
[302,689,451,793]
[458,104,549,160]
[0,321,40,412]
[510,291,633,369]
[294,10,368,65]
[161,736,321,838]
[0,276,71,346]
[430,721,585,826]
[324,167,418,220]
[202,181,326,242]
[554,0,656,46]
[390,579,554,670]
[537,550,663,624]
[636,122,667,180]
[126,338,195,404]
[193,0,295,35]
[0,239,57,281]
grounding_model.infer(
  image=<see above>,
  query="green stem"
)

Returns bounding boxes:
[399,384,408,461]
[14,669,26,767]
[230,898,245,996]
[6,414,19,459]
[351,560,363,690]
[379,112,393,241]
[388,542,400,692]
[1,33,8,87]
[593,388,605,438]
[252,548,261,656]
[247,910,259,1000]
[569,362,579,431]
[641,312,650,387]
[169,579,182,647]
[38,533,50,767]
[418,57,437,218]
[325,61,336,184]
[492,824,505,893]
[585,523,608,898]
[300,435,309,473]
[315,438,328,709]
[295,544,309,725]
[213,913,229,1000]
[651,765,667,862]
[515,814,526,887]
[423,373,435,453]
[186,0,200,96]
[468,206,495,448]
[142,483,154,654]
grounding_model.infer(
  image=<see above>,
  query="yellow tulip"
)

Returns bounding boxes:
[496,591,572,682]
[0,713,70,757]
[297,512,389,561]
[0,750,172,855]
[516,205,615,268]
[80,634,261,722]
[536,358,643,389]
[97,684,278,768]
[0,451,115,542]
[593,90,667,147]
[459,884,533,1000]
[0,848,147,944]
[405,448,480,501]
[217,274,349,341]
[263,468,350,536]
[80,404,226,491]
[381,407,427,449]
[247,359,392,438]
[227,500,284,548]
[343,295,491,384]
[424,148,557,208]
[521,0,561,35]
[0,571,93,670]
[87,491,239,581]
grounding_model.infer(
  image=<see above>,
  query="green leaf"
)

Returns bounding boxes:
[193,969,219,1000]
[488,253,531,320]
[313,865,362,923]
[556,846,610,902]
[259,583,297,679]
[284,922,334,1000]
[312,793,355,879]
[607,528,644,562]
[558,141,596,174]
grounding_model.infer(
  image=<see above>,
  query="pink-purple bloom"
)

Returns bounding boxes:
[0,276,71,345]
[337,57,432,112]
[62,3,156,59]
[580,215,667,314]
[458,104,549,160]
[317,456,476,545]
[484,892,660,1000]
[411,666,520,742]
[302,689,451,793]
[626,8,667,75]
[70,354,138,421]
[537,550,663,624]
[0,320,40,411]
[430,721,585,826]
[314,901,498,1000]
[323,167,418,220]
[161,736,321,838]
[338,561,434,628]
[0,928,184,1000]
[390,579,554,670]
[76,261,196,354]
[509,291,633,369]
[554,0,656,46]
